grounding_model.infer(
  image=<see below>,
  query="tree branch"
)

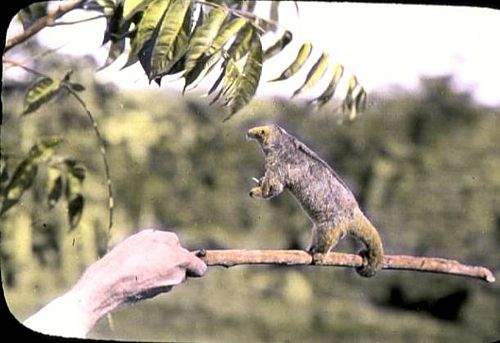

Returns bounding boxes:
[5,0,85,53]
[196,249,496,283]
[46,14,109,27]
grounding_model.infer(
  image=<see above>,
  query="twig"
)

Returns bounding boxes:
[64,87,114,235]
[194,0,282,33]
[2,58,48,77]
[46,14,109,27]
[5,0,85,53]
[196,249,496,283]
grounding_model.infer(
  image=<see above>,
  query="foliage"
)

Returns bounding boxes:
[22,70,85,115]
[3,2,499,341]
[1,67,112,231]
[3,0,370,232]
[0,137,85,230]
[2,74,499,342]
[9,0,367,119]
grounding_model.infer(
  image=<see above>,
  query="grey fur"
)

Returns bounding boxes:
[248,124,384,277]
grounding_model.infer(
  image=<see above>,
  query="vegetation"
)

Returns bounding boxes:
[3,0,366,237]
[2,57,499,340]
[2,1,499,342]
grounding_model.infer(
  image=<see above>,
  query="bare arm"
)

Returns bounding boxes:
[24,229,206,338]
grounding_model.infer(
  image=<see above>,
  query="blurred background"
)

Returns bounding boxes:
[2,2,500,342]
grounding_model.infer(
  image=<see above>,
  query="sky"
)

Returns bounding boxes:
[5,2,500,106]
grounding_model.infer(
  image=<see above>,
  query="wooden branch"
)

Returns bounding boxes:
[196,249,496,283]
[5,0,85,53]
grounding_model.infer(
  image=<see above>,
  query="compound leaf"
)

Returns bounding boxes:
[207,17,247,55]
[124,0,171,68]
[269,42,312,82]
[263,30,292,61]
[18,2,47,30]
[47,168,64,209]
[0,161,38,215]
[226,23,254,61]
[183,50,223,92]
[270,1,279,23]
[224,31,262,119]
[22,77,62,115]
[292,52,329,98]
[185,7,227,72]
[149,0,191,80]
[67,193,85,230]
[342,76,367,120]
[100,38,127,70]
[28,137,63,163]
[123,0,150,20]
[309,63,344,107]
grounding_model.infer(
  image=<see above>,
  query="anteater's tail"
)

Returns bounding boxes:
[349,210,384,277]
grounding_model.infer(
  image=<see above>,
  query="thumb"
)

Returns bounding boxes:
[184,252,207,277]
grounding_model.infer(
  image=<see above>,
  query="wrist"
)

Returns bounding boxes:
[69,261,125,331]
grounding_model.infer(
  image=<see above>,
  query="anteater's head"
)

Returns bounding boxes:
[246,124,285,148]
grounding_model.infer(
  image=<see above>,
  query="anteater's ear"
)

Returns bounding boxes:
[276,125,287,135]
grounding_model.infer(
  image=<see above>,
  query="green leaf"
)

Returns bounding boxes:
[60,158,86,229]
[102,1,124,45]
[185,7,227,72]
[263,30,292,61]
[208,57,240,103]
[28,137,63,163]
[0,155,8,187]
[224,31,263,120]
[270,1,280,23]
[47,168,64,209]
[90,0,116,15]
[124,0,171,68]
[292,53,330,98]
[149,0,191,80]
[183,50,223,93]
[67,193,85,229]
[68,162,86,182]
[240,0,256,13]
[123,0,150,20]
[68,83,86,92]
[0,161,38,215]
[226,24,254,61]
[100,38,127,70]
[22,77,62,115]
[309,64,344,107]
[18,3,47,30]
[207,17,247,55]
[269,42,312,82]
[62,70,74,82]
[99,1,134,70]
[184,18,250,94]
[342,76,367,121]
[1,137,63,215]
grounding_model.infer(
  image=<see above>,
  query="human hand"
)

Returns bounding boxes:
[71,229,206,327]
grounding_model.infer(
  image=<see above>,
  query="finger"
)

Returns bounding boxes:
[184,252,208,277]
[125,285,174,303]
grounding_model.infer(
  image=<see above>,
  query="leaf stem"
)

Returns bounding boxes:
[64,87,114,236]
[193,0,282,33]
[2,58,50,78]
